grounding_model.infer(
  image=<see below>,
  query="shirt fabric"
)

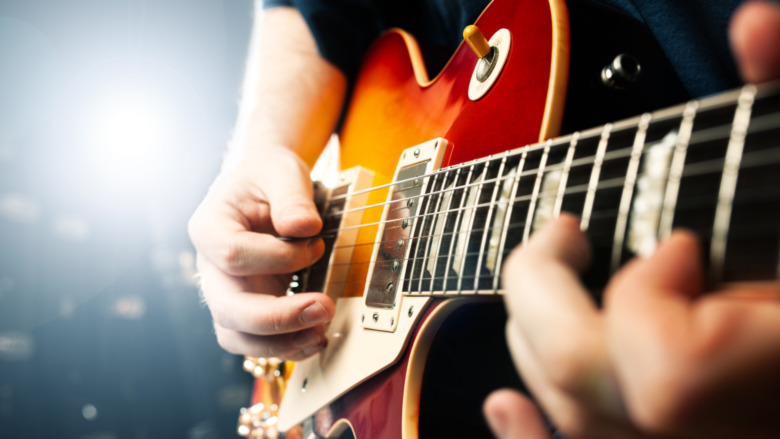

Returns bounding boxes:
[262,0,744,98]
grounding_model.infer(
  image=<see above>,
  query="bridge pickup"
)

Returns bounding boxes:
[361,138,448,332]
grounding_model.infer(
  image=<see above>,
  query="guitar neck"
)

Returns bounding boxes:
[390,83,780,296]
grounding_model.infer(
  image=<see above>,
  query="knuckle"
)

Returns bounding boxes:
[217,240,246,274]
[248,305,290,335]
[261,242,308,273]
[266,308,288,334]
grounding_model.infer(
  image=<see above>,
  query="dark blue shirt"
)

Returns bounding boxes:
[263,0,743,98]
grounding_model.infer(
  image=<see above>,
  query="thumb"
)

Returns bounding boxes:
[484,389,551,439]
[259,148,323,238]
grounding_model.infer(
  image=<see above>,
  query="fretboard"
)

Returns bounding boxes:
[397,83,780,296]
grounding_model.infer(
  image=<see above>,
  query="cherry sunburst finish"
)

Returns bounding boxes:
[245,1,569,436]
[337,0,569,299]
[239,0,780,438]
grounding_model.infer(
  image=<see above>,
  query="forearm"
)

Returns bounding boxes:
[228,6,347,169]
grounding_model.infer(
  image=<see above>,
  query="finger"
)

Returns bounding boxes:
[197,252,289,299]
[730,0,780,84]
[605,231,704,333]
[502,214,599,358]
[257,149,323,238]
[209,289,335,336]
[604,232,706,433]
[192,205,326,276]
[484,389,551,439]
[504,318,578,416]
[604,231,705,363]
[214,322,327,360]
[199,257,335,334]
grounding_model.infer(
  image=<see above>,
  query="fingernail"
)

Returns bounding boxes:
[300,302,329,325]
[292,330,321,348]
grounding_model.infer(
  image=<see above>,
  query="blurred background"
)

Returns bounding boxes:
[0,0,257,437]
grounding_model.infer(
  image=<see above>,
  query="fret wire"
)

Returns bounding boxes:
[426,171,455,293]
[324,166,780,272]
[658,102,699,240]
[457,163,488,293]
[710,85,756,283]
[319,113,767,222]
[326,136,568,204]
[398,169,431,295]
[390,157,575,214]
[324,208,775,292]
[319,145,779,243]
[405,173,434,294]
[327,203,780,276]
[322,155,612,237]
[581,124,613,231]
[553,133,579,217]
[417,172,445,293]
[452,165,477,294]
[441,166,469,294]
[493,149,527,292]
[523,141,552,243]
[316,121,780,241]
[610,113,651,273]
[322,89,776,213]
[473,154,507,292]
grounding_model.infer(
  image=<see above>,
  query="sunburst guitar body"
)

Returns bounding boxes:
[237,0,780,437]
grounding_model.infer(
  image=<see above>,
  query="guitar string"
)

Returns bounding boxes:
[308,149,780,272]
[318,112,779,222]
[324,91,763,205]
[308,221,780,293]
[294,93,779,293]
[318,189,779,274]
[304,177,779,294]
[307,122,780,291]
[311,218,780,292]
[310,142,780,247]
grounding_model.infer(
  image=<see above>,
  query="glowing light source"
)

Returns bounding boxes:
[87,88,171,186]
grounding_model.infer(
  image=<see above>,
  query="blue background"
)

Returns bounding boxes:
[0,1,256,438]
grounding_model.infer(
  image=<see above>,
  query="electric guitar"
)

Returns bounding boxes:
[237,0,780,437]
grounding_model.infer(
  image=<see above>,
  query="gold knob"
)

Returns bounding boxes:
[463,25,492,59]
